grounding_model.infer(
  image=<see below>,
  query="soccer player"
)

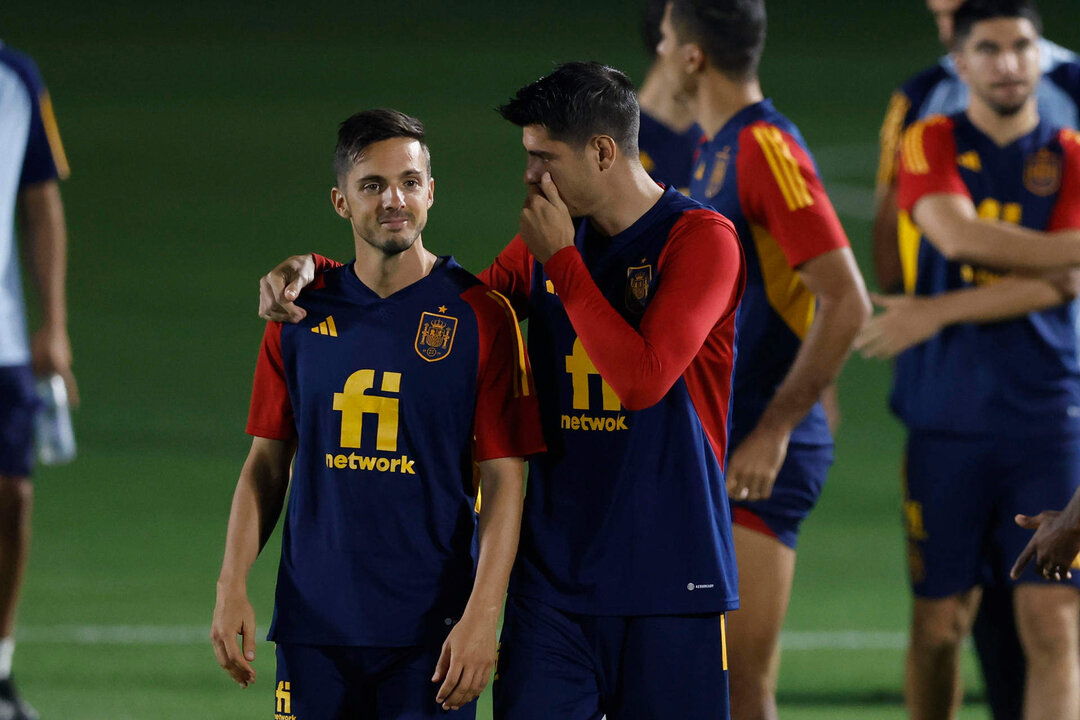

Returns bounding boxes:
[211,109,544,719]
[259,62,746,719]
[0,44,76,720]
[886,2,1080,717]
[871,2,1080,715]
[652,1,871,717]
[637,0,700,192]
[873,0,1080,294]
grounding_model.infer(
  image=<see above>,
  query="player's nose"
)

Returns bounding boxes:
[383,185,406,208]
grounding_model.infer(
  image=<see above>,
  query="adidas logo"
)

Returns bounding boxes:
[312,316,338,337]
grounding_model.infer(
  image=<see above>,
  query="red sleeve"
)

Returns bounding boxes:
[477,236,535,320]
[895,116,970,212]
[1049,129,1080,231]
[461,286,545,461]
[736,123,850,268]
[544,209,744,411]
[245,322,295,440]
[312,254,343,273]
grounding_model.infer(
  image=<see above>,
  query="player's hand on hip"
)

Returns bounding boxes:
[855,293,942,360]
[519,172,575,263]
[1011,510,1080,581]
[211,581,258,687]
[30,324,79,407]
[431,609,497,711]
[259,253,315,323]
[726,426,789,503]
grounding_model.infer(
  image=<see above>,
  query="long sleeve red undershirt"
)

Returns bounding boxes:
[313,213,743,412]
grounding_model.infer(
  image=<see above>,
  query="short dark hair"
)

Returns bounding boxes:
[642,0,667,58]
[333,108,430,183]
[497,62,641,156]
[669,0,766,81]
[953,0,1042,48]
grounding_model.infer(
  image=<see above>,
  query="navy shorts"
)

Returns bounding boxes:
[274,643,475,719]
[904,431,1080,598]
[0,365,39,478]
[492,594,730,720]
[730,442,834,549]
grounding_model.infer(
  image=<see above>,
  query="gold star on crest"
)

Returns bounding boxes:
[438,305,447,313]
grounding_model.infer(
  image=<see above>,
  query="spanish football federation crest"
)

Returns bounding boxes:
[1024,149,1062,197]
[415,310,457,362]
[625,264,653,313]
[706,146,731,198]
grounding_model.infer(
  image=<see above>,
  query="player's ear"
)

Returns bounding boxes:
[684,42,705,74]
[331,187,350,219]
[427,176,435,209]
[593,136,617,171]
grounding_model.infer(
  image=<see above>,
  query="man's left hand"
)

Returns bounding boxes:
[31,324,78,407]
[855,293,942,359]
[519,173,575,263]
[431,610,497,711]
[726,426,790,503]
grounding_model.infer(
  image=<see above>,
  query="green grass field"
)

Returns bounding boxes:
[5,0,1079,717]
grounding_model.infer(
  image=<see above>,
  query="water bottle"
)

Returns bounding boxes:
[34,374,76,465]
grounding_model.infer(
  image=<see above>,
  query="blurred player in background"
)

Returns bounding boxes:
[654,2,870,717]
[259,61,747,719]
[882,1,1080,717]
[871,2,1080,716]
[637,0,699,193]
[0,43,76,720]
[211,109,544,718]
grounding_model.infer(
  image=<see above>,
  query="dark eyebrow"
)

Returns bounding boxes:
[975,39,1002,52]
[528,150,554,160]
[356,174,386,185]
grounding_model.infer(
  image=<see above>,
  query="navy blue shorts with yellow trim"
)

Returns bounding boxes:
[904,431,1080,598]
[730,442,833,549]
[274,643,474,720]
[492,594,730,720]
[0,365,39,478]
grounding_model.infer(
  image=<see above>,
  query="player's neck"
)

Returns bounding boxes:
[966,99,1039,147]
[695,69,764,140]
[351,237,438,298]
[638,65,696,133]
[587,165,666,238]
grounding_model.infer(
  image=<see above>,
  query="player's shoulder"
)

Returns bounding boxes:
[0,44,45,95]
[736,103,809,154]
[1057,127,1080,154]
[444,261,515,322]
[898,61,952,109]
[899,114,956,175]
[666,192,739,242]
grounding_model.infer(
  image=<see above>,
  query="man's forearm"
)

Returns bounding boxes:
[218,441,292,586]
[871,184,904,293]
[18,181,68,328]
[757,286,867,435]
[927,276,1068,327]
[465,458,525,618]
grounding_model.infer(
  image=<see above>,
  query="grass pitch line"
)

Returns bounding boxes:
[16,625,908,650]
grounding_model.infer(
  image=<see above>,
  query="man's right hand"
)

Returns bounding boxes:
[259,254,316,323]
[211,581,258,687]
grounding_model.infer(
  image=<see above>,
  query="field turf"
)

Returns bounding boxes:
[4,0,1078,717]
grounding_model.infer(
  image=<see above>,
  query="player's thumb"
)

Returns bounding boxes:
[1014,513,1042,529]
[432,642,451,682]
[283,276,303,301]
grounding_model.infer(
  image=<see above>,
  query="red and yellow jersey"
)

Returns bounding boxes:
[689,99,849,446]
[894,113,1080,435]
